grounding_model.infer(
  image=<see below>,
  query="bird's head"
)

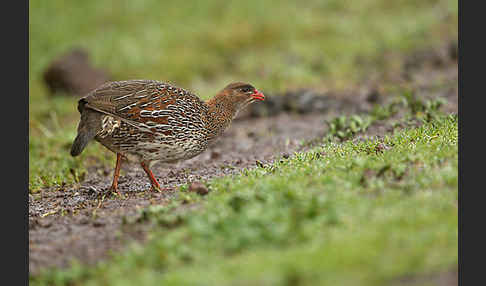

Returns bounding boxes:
[213,82,265,115]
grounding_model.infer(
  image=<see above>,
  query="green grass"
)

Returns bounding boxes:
[29,0,458,191]
[30,114,458,286]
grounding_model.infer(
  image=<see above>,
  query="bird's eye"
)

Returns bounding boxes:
[240,87,253,93]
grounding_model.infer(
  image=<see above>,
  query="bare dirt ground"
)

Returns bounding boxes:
[29,43,458,277]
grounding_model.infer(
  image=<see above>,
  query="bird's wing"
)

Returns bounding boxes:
[80,80,206,132]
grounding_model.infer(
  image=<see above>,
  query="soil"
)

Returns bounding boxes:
[29,43,458,276]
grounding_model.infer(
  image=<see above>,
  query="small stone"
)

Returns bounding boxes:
[92,220,105,227]
[167,170,177,177]
[210,151,221,159]
[247,131,256,138]
[188,181,209,196]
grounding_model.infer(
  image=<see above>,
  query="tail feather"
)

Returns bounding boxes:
[70,132,93,156]
[70,105,102,156]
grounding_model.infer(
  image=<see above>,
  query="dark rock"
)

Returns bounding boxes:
[366,88,382,103]
[43,48,111,96]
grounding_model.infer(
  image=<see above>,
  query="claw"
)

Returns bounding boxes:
[151,185,162,193]
[109,185,122,197]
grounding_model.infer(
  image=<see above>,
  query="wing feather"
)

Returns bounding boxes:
[79,80,206,133]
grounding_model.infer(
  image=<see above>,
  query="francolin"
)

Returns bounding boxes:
[70,80,265,194]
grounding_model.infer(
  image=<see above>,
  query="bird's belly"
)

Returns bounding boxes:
[135,138,208,162]
[95,118,209,163]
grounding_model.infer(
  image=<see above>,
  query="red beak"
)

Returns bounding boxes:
[252,89,265,101]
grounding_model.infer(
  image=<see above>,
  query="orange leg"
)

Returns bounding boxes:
[110,153,123,195]
[140,161,161,191]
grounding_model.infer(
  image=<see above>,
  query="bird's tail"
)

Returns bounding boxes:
[70,100,102,156]
[70,129,95,156]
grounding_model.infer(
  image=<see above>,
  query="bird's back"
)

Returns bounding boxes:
[75,80,212,162]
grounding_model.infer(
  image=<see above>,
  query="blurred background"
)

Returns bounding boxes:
[29,0,457,190]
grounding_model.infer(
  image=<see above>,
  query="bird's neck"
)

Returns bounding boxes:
[205,95,237,139]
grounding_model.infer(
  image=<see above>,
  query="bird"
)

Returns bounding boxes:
[70,80,265,194]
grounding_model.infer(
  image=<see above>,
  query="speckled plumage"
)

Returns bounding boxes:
[70,79,264,193]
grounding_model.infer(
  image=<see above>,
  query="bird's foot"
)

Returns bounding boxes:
[150,182,173,193]
[109,185,123,197]
[151,185,162,193]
